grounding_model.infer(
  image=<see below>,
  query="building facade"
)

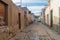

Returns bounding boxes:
[0,0,21,40]
[40,9,45,24]
[0,0,33,40]
[44,0,60,33]
[45,0,50,27]
[50,0,60,33]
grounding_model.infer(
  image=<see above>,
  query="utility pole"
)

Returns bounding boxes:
[20,0,22,7]
[26,2,27,8]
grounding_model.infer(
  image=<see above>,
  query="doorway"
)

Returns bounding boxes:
[59,7,60,26]
[18,13,21,29]
[47,14,49,25]
[50,10,53,27]
[0,1,8,25]
[59,7,60,33]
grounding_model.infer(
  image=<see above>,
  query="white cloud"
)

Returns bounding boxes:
[27,6,45,13]
[22,0,47,3]
[34,13,40,16]
[12,0,47,16]
[12,0,47,4]
[27,6,45,16]
[12,0,20,3]
[31,11,40,13]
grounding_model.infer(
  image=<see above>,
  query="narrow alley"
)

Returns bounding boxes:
[0,0,60,40]
[9,22,60,40]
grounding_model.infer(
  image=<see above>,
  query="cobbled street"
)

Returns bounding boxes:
[9,22,60,40]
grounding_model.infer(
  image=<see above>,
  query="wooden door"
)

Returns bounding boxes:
[0,1,8,25]
[0,2,5,17]
[18,13,21,29]
[50,10,53,27]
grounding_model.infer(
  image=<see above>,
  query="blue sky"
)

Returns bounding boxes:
[12,0,48,16]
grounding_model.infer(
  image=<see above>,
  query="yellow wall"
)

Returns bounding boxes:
[45,0,60,32]
[50,0,60,32]
[45,6,50,26]
[45,0,60,26]
[50,0,60,25]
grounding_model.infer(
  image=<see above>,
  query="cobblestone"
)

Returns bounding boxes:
[9,22,53,40]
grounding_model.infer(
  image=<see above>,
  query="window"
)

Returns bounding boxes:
[29,11,31,14]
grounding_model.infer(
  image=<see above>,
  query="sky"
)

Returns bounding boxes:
[12,0,48,16]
